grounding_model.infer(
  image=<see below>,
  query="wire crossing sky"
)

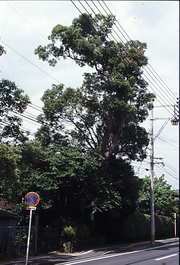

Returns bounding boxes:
[71,0,177,117]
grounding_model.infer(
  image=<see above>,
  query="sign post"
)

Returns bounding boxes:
[25,192,39,265]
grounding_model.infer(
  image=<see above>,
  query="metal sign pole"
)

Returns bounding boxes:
[25,208,33,265]
[24,192,39,265]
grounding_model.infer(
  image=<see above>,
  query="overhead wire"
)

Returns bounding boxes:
[0,40,61,85]
[157,136,179,151]
[0,120,36,136]
[155,163,179,181]
[101,0,176,99]
[97,0,130,42]
[165,161,179,175]
[100,0,176,101]
[5,1,47,41]
[74,0,176,117]
[154,173,177,190]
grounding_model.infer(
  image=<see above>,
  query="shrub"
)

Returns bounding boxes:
[103,211,175,244]
[62,226,75,242]
[155,215,174,239]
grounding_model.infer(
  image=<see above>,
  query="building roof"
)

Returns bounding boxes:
[0,208,21,219]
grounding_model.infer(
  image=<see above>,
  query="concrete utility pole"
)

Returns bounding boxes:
[174,213,176,240]
[150,108,155,244]
[149,98,178,244]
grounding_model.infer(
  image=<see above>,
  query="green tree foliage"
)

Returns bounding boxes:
[35,13,155,161]
[0,143,21,202]
[0,47,30,144]
[0,138,141,227]
[0,45,6,56]
[137,175,179,217]
[0,140,108,225]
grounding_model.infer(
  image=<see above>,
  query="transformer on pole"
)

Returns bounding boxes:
[171,98,179,125]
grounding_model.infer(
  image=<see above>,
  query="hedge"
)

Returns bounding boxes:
[105,212,178,244]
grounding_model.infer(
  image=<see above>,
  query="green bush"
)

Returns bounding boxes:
[176,215,179,237]
[74,223,90,241]
[155,215,174,239]
[62,226,75,242]
[118,212,150,243]
[62,222,90,251]
[103,211,176,244]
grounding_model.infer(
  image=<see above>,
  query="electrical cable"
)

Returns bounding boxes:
[154,173,177,190]
[0,120,36,136]
[155,163,179,181]
[29,104,43,112]
[5,1,47,41]
[87,0,120,42]
[155,168,179,189]
[101,0,176,101]
[157,136,179,151]
[165,161,179,175]
[101,0,131,41]
[0,40,61,85]
[99,1,176,101]
[77,0,177,115]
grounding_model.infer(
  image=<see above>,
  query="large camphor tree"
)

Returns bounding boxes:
[35,13,155,162]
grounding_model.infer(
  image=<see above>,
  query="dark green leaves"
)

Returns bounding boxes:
[0,79,30,144]
[137,175,179,217]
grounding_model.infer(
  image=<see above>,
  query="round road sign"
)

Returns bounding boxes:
[25,192,39,207]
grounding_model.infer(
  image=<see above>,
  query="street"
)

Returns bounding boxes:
[59,243,179,265]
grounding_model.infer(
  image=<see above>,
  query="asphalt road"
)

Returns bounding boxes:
[59,243,179,265]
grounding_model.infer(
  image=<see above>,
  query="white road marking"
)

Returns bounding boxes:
[58,243,179,265]
[155,253,178,261]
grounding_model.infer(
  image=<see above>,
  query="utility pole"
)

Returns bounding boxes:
[150,108,155,244]
[148,99,178,244]
[174,213,176,240]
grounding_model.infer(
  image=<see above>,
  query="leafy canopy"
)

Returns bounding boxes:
[0,47,30,144]
[137,175,179,217]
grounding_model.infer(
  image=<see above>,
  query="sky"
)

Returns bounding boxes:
[0,1,179,189]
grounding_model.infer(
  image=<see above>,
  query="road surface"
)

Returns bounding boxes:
[59,242,179,265]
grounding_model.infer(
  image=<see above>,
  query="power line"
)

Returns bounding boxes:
[5,1,47,41]
[28,104,43,113]
[0,120,36,136]
[157,136,179,151]
[165,161,179,175]
[101,0,176,100]
[0,40,61,85]
[71,1,174,119]
[73,0,176,116]
[100,1,176,98]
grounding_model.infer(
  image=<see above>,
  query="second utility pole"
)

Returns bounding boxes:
[150,107,155,244]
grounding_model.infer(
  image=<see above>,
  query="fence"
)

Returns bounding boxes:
[0,226,38,254]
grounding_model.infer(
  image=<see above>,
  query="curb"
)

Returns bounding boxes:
[0,238,178,265]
